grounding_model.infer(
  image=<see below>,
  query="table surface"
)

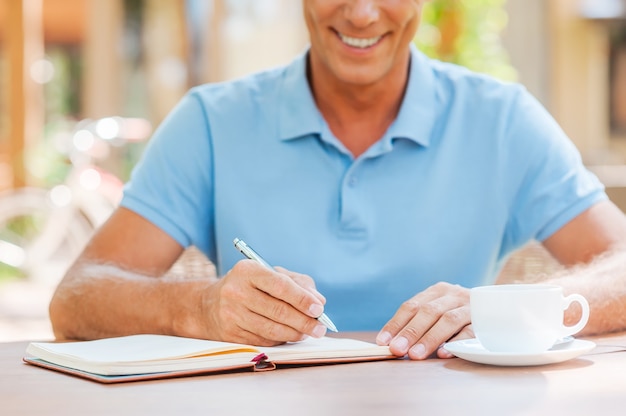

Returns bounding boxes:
[3,332,626,416]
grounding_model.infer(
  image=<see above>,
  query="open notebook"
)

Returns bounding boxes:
[24,334,395,383]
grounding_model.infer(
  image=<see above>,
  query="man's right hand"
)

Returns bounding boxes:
[200,260,328,346]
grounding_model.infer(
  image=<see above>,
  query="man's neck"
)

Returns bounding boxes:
[307,53,410,158]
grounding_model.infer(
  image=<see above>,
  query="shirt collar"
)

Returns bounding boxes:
[277,44,437,148]
[277,50,324,141]
[387,43,437,148]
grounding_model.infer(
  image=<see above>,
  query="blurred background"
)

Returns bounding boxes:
[1,0,626,341]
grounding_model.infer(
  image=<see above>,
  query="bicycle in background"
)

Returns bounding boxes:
[0,117,151,285]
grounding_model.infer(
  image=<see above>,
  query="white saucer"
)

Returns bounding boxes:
[443,338,596,366]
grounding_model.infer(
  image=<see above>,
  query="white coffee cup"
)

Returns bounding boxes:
[470,284,590,354]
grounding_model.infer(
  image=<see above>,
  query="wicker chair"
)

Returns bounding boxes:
[167,246,216,279]
[496,241,563,284]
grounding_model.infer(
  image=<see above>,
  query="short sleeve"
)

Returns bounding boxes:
[121,90,215,258]
[501,89,607,252]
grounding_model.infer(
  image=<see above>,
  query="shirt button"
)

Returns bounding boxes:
[349,177,357,187]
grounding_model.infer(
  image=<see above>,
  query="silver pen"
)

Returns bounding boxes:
[233,238,338,332]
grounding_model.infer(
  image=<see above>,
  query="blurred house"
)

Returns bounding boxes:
[1,0,626,203]
[0,0,307,189]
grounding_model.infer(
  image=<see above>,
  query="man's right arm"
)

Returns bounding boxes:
[48,207,327,344]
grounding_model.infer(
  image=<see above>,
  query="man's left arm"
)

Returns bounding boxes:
[377,199,626,359]
[541,199,626,335]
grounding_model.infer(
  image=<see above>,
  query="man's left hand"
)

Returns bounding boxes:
[375,282,473,360]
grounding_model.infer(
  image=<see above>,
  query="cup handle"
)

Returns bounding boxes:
[561,293,590,337]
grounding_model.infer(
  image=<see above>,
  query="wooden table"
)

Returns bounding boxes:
[3,332,626,415]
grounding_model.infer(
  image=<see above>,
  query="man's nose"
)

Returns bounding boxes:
[344,0,380,28]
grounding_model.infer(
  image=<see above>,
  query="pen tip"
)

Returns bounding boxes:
[318,314,338,333]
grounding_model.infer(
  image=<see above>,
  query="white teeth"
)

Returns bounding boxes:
[338,33,381,49]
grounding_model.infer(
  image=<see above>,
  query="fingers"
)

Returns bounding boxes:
[212,260,327,343]
[437,325,474,359]
[376,282,471,360]
[375,298,421,346]
[242,283,328,340]
[250,262,325,320]
[221,309,312,347]
[376,283,445,345]
[275,266,326,304]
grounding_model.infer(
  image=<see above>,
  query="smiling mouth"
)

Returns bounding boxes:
[337,32,383,49]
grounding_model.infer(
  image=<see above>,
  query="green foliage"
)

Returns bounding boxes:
[415,0,517,81]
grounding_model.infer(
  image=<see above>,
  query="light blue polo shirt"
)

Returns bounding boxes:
[121,45,606,331]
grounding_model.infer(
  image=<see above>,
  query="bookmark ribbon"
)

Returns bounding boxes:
[251,353,275,371]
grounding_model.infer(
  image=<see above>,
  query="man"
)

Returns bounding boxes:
[50,0,626,360]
